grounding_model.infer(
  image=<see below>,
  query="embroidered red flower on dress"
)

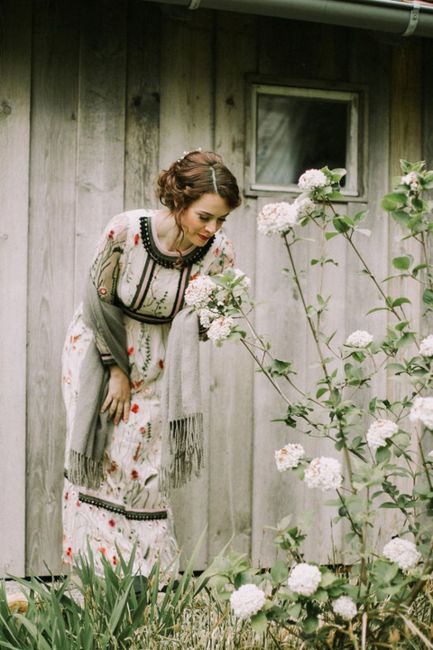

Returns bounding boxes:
[98,287,107,296]
[64,492,69,501]
[66,547,73,558]
[108,519,116,528]
[158,359,164,369]
[76,500,81,507]
[98,546,107,555]
[131,403,139,413]
[108,460,118,473]
[127,346,135,356]
[131,469,139,480]
[107,230,115,239]
[134,233,140,246]
[139,426,146,435]
[112,555,118,566]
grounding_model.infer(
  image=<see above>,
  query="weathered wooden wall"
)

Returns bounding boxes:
[0,0,430,575]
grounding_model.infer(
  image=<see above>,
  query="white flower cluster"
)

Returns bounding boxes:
[257,197,316,236]
[207,316,234,343]
[294,196,316,219]
[419,335,433,357]
[257,202,299,236]
[298,169,328,192]
[184,275,216,309]
[345,330,373,348]
[288,563,321,597]
[230,584,266,619]
[332,596,357,621]
[366,419,398,452]
[409,396,433,429]
[275,443,305,472]
[401,171,420,193]
[383,537,421,571]
[304,456,343,491]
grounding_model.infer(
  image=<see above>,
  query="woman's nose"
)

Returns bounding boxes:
[205,220,218,234]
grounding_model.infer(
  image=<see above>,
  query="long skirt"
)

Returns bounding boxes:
[61,308,179,577]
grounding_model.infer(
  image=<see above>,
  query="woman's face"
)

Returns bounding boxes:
[180,193,230,247]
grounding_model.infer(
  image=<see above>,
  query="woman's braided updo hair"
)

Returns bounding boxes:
[157,150,241,223]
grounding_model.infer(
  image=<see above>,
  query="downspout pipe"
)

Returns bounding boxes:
[147,0,433,38]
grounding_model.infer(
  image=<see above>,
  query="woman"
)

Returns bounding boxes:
[61,150,241,577]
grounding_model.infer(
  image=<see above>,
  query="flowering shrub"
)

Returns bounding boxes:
[198,161,433,646]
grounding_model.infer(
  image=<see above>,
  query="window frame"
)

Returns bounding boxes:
[245,77,368,201]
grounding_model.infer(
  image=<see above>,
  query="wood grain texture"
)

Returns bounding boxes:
[74,0,127,305]
[26,0,80,575]
[252,22,397,564]
[124,1,161,210]
[159,6,214,569]
[207,11,257,559]
[0,0,31,577]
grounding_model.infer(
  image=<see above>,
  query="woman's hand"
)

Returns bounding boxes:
[101,365,131,425]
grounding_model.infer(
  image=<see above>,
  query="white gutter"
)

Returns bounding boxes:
[148,0,433,38]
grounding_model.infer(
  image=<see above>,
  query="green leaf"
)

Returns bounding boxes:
[250,611,268,634]
[423,288,433,306]
[268,359,293,377]
[390,209,410,227]
[314,589,329,603]
[381,193,407,211]
[376,447,391,463]
[270,560,289,584]
[396,332,416,349]
[392,297,411,307]
[286,602,302,619]
[333,217,351,233]
[325,231,340,240]
[392,256,412,270]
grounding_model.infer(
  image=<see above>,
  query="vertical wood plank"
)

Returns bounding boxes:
[208,11,257,559]
[74,0,127,304]
[252,22,395,565]
[124,1,161,210]
[0,0,31,577]
[26,0,80,574]
[159,6,214,569]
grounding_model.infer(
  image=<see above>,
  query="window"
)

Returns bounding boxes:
[248,83,364,197]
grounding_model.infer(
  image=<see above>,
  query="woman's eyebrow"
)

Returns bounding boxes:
[200,211,229,218]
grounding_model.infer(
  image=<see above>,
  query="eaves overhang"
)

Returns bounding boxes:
[145,0,433,38]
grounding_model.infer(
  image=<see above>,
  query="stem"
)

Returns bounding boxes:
[417,432,433,492]
[326,199,405,321]
[240,339,292,405]
[282,234,333,388]
[336,489,362,541]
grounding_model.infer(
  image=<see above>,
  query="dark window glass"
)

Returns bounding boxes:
[256,94,348,187]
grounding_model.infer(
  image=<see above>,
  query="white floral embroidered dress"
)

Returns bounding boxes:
[62,209,234,574]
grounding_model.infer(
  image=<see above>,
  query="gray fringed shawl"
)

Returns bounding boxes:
[65,278,203,493]
[160,308,204,492]
[65,278,129,489]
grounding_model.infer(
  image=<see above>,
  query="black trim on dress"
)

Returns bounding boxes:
[139,215,214,269]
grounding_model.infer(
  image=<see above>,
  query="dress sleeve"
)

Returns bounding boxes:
[89,213,128,365]
[205,230,236,276]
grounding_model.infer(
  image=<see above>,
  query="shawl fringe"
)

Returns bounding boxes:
[66,449,104,489]
[160,413,204,491]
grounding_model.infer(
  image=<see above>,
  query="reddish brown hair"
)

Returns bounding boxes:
[157,150,241,222]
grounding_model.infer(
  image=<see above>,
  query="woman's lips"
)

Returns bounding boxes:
[198,234,210,242]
